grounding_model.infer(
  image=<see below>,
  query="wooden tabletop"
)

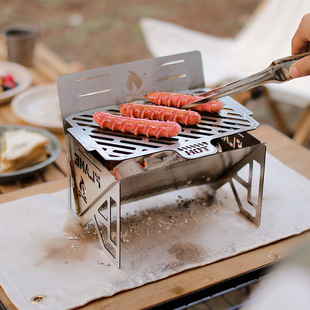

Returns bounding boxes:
[1,40,310,309]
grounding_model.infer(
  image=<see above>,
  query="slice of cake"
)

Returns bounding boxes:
[0,129,49,173]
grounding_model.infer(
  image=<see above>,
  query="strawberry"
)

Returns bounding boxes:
[1,74,17,90]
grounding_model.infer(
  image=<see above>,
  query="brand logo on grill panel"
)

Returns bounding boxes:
[74,152,101,189]
[126,70,144,101]
[126,70,142,92]
[222,136,243,149]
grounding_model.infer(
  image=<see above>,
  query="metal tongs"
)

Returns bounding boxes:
[181,51,310,109]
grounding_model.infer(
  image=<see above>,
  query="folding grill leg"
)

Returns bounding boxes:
[210,144,266,226]
[81,182,121,268]
[230,144,266,226]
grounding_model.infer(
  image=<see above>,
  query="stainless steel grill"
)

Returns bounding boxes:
[57,51,266,268]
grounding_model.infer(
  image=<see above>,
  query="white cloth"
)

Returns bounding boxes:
[0,153,310,310]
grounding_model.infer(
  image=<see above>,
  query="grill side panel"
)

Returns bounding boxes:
[57,51,205,120]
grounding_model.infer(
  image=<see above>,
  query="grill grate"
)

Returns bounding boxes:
[65,88,259,160]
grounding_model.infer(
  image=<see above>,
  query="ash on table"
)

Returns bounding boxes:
[83,190,222,245]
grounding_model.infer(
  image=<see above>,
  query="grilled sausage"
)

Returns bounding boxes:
[119,103,201,125]
[146,91,224,113]
[93,111,181,138]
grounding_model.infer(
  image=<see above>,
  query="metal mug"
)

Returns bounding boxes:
[3,25,38,67]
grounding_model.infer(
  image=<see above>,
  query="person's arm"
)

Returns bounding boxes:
[289,13,310,78]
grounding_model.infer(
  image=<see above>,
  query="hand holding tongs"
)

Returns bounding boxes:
[181,51,310,109]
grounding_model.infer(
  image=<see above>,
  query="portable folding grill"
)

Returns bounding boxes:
[57,51,266,268]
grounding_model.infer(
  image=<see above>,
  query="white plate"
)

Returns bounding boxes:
[11,83,63,132]
[0,125,61,182]
[0,61,32,104]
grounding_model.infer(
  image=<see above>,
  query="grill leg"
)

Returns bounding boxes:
[81,182,121,268]
[209,143,266,226]
[230,144,266,226]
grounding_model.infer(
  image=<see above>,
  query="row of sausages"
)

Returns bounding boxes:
[93,92,224,138]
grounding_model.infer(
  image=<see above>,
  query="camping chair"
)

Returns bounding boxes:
[140,0,310,145]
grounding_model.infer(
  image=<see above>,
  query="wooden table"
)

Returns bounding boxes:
[1,123,310,309]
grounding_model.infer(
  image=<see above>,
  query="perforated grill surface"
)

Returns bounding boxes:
[66,89,259,160]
